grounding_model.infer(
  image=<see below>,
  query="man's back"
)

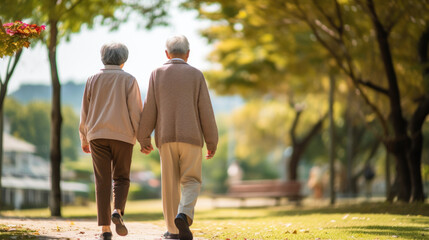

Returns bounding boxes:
[138,59,218,152]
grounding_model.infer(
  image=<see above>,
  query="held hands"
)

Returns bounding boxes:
[206,150,215,159]
[141,144,154,155]
[82,144,91,153]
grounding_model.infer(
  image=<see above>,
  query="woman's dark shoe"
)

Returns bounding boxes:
[174,213,193,240]
[111,211,128,236]
[164,231,180,239]
[99,232,112,240]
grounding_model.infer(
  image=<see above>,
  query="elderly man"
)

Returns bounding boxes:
[79,42,142,240]
[138,35,218,240]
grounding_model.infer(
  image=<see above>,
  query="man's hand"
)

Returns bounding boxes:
[206,150,215,159]
[82,145,91,153]
[141,144,154,155]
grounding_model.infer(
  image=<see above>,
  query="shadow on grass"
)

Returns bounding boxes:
[269,202,429,217]
[196,202,429,221]
[332,225,427,240]
[0,225,68,239]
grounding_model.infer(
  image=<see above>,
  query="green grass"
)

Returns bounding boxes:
[1,199,429,239]
[0,224,38,239]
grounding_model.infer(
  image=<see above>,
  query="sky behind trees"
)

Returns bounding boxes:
[3,5,211,93]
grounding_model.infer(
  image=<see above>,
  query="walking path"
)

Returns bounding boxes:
[0,218,168,240]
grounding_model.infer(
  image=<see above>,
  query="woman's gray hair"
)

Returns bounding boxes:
[100,42,129,65]
[166,35,190,55]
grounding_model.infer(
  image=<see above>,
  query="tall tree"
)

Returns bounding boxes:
[0,0,168,216]
[186,0,429,202]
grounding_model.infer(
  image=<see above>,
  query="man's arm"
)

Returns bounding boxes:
[137,73,157,154]
[198,77,218,158]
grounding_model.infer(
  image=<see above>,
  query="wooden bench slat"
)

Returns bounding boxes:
[211,180,303,204]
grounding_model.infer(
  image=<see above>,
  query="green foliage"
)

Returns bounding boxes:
[184,0,330,98]
[4,98,79,161]
[131,142,161,177]
[202,115,229,193]
[0,0,169,43]
[229,97,330,177]
[185,0,429,124]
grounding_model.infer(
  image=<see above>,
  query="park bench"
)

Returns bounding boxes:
[211,180,303,207]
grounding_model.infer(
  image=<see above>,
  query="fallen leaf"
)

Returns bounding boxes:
[79,231,85,234]
[292,230,297,234]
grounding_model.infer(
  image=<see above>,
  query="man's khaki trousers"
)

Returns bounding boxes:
[90,139,133,226]
[159,142,202,234]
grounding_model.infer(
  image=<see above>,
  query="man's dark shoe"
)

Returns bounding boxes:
[111,211,128,236]
[174,213,193,240]
[99,232,112,240]
[164,231,180,239]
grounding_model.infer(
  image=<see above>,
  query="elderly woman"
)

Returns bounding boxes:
[79,42,142,240]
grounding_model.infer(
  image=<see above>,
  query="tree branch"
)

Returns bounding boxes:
[293,0,389,136]
[290,109,302,145]
[418,25,429,77]
[333,0,344,36]
[311,0,341,38]
[5,49,23,87]
[61,0,84,16]
[301,112,327,148]
[357,79,389,95]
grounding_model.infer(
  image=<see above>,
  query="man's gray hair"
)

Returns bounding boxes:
[100,42,129,65]
[166,35,190,55]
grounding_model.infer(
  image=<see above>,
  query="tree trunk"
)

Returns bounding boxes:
[407,25,429,202]
[48,19,62,217]
[367,0,411,202]
[345,101,354,197]
[385,151,392,202]
[288,145,304,181]
[0,109,3,210]
[329,73,335,205]
[287,108,326,181]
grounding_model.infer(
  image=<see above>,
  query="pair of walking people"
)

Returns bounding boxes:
[79,35,218,240]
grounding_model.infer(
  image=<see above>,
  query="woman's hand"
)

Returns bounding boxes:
[141,144,154,155]
[82,144,91,153]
